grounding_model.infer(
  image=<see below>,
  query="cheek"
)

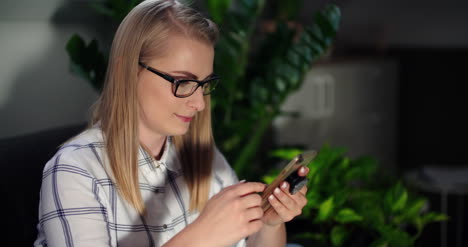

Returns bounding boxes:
[137,78,176,118]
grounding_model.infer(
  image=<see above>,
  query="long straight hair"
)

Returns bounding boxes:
[91,0,219,214]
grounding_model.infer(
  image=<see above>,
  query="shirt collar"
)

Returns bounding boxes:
[138,136,180,172]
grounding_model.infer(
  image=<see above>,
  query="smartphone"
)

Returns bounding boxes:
[261,150,317,212]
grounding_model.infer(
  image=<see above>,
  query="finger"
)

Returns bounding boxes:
[245,219,263,236]
[279,181,303,196]
[283,181,308,195]
[296,193,308,208]
[244,207,264,222]
[223,180,244,191]
[297,184,308,195]
[280,181,290,194]
[235,182,266,196]
[297,166,309,177]
[271,188,303,221]
[240,193,262,208]
[280,182,308,207]
[273,186,297,211]
[290,188,308,207]
[267,194,294,222]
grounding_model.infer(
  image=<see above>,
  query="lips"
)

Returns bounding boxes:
[175,114,194,122]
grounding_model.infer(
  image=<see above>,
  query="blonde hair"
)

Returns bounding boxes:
[91,0,219,214]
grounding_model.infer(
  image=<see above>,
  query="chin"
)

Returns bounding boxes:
[169,125,190,136]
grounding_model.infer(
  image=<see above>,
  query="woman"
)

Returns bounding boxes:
[35,0,309,246]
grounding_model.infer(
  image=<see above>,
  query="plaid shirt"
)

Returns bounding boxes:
[34,126,245,247]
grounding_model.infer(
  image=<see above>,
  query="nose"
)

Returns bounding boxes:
[187,87,205,112]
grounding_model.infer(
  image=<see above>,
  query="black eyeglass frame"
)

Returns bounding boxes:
[138,61,220,98]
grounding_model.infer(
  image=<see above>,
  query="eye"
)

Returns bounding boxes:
[174,76,190,80]
[176,80,199,96]
[177,80,196,88]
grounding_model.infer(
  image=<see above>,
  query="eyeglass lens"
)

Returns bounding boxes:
[175,78,219,97]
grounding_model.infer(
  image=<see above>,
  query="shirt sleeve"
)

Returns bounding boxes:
[36,152,113,247]
[212,146,240,187]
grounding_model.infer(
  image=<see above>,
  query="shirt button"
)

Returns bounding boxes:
[163,224,168,229]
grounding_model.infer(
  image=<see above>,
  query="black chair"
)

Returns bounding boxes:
[1,123,86,246]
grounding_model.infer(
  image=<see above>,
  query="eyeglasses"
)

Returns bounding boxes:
[139,61,220,98]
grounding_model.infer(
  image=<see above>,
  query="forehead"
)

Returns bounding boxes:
[148,35,214,78]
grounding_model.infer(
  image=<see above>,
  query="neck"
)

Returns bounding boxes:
[139,125,167,160]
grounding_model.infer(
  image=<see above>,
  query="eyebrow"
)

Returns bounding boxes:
[170,71,215,80]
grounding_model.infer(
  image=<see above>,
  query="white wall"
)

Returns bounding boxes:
[0,0,102,138]
[274,59,398,170]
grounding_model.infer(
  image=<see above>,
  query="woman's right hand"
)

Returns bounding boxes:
[192,181,266,247]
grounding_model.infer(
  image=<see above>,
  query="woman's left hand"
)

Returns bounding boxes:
[262,166,309,226]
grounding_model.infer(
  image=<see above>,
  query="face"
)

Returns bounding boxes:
[137,34,214,141]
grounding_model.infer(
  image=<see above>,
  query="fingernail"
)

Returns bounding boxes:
[299,166,306,173]
[274,188,281,194]
[239,179,246,183]
[281,182,288,189]
[269,194,274,200]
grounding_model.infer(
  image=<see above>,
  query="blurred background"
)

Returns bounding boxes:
[1,0,467,246]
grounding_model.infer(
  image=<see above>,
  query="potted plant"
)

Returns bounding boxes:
[263,146,448,247]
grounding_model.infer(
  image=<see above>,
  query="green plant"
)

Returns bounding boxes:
[206,0,340,179]
[66,0,140,92]
[65,0,341,180]
[264,146,448,247]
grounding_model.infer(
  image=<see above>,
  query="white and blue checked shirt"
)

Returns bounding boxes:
[34,126,246,247]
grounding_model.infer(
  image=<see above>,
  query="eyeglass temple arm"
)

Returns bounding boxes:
[138,61,176,83]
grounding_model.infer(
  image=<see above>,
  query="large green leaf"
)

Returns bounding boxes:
[315,196,334,222]
[206,0,232,23]
[334,208,363,224]
[269,148,303,160]
[421,212,449,225]
[377,225,414,247]
[405,198,427,217]
[65,34,107,91]
[331,225,349,247]
[344,156,377,182]
[384,182,408,213]
[352,191,386,227]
